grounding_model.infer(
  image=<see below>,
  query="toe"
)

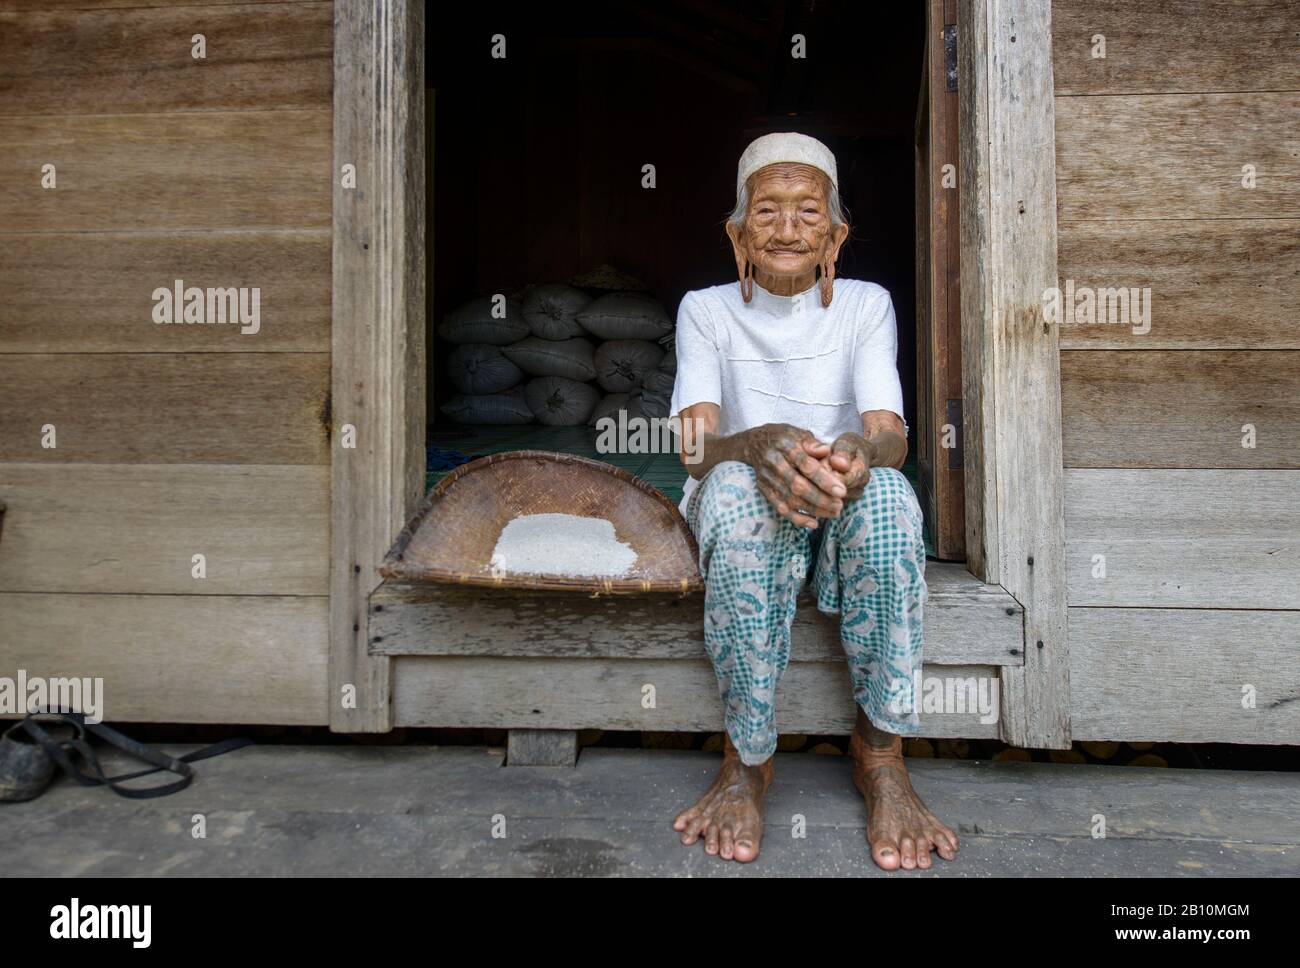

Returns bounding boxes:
[704,823,721,856]
[734,821,761,862]
[719,826,735,860]
[680,815,707,845]
[871,837,902,871]
[672,807,700,832]
[900,837,917,870]
[916,837,933,869]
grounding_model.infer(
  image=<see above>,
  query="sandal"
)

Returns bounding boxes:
[0,710,251,802]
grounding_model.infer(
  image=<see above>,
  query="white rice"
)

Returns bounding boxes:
[489,513,637,578]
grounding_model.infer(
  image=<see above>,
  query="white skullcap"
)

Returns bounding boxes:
[736,132,838,201]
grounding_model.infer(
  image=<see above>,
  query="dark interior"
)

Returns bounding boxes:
[426,0,926,445]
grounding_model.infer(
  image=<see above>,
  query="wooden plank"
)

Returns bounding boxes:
[1057,219,1300,349]
[368,562,1026,667]
[0,353,330,464]
[4,1,302,8]
[329,0,425,731]
[506,729,578,767]
[1052,0,1300,96]
[957,0,996,579]
[0,111,330,232]
[959,0,1069,747]
[0,463,328,595]
[1061,351,1300,468]
[0,592,328,724]
[1065,469,1300,608]
[1069,607,1300,744]
[915,0,965,560]
[0,2,331,115]
[1056,93,1300,221]
[0,230,330,353]
[393,657,1002,739]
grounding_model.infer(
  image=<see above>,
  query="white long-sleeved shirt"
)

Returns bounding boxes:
[668,277,906,513]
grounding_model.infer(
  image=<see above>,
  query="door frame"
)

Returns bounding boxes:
[329,0,1070,747]
[329,0,426,732]
[957,0,1068,747]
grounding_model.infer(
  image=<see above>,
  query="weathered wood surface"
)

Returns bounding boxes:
[1056,93,1300,221]
[0,230,330,353]
[1057,219,1300,349]
[915,0,965,560]
[1052,0,1300,96]
[0,111,330,232]
[958,0,1069,748]
[507,729,579,767]
[1061,351,1300,468]
[956,0,995,581]
[330,0,426,731]
[4,745,1297,876]
[4,0,301,7]
[0,353,330,464]
[1069,607,1300,744]
[393,657,1002,739]
[0,592,329,724]
[0,463,328,595]
[369,562,1025,667]
[1065,469,1300,609]
[0,2,331,114]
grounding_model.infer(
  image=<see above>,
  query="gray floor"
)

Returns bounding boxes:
[3,745,1297,877]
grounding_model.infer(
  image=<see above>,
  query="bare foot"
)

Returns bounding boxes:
[673,734,772,862]
[850,710,960,871]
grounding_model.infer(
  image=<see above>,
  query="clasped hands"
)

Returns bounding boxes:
[741,422,874,529]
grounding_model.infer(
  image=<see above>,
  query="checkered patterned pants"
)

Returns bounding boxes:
[685,461,928,766]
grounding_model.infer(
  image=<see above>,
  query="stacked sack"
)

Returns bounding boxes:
[439,282,675,426]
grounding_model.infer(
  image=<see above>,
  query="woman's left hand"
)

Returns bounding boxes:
[826,432,874,501]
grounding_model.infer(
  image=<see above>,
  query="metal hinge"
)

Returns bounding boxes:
[946,398,964,469]
[944,25,957,91]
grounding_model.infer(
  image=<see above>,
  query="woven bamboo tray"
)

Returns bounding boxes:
[381,450,703,595]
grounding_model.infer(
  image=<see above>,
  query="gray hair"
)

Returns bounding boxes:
[727,179,849,229]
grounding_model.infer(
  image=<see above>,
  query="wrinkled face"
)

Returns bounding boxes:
[726,163,848,281]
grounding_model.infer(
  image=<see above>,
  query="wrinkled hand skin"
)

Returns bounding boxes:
[825,431,873,500]
[739,423,847,529]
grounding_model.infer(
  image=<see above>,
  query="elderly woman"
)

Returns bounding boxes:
[669,133,959,870]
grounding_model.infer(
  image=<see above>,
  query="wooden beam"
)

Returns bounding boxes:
[393,657,1002,739]
[959,0,1069,747]
[506,730,579,767]
[368,562,1025,668]
[330,0,425,732]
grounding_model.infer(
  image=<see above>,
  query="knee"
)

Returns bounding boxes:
[841,468,923,543]
[695,461,770,523]
[865,466,918,510]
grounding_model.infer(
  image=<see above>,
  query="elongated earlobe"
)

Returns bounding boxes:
[820,258,835,308]
[740,259,754,303]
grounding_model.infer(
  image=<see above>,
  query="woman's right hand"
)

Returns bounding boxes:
[740,423,847,528]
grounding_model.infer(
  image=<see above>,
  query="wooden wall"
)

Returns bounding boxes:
[1052,0,1300,742]
[0,0,333,724]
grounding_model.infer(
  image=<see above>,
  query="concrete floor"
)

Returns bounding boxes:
[3,744,1297,877]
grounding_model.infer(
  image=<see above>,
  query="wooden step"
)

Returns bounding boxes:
[369,561,1022,666]
[368,563,1023,739]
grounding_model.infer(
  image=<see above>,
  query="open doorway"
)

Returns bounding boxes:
[425,1,953,553]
